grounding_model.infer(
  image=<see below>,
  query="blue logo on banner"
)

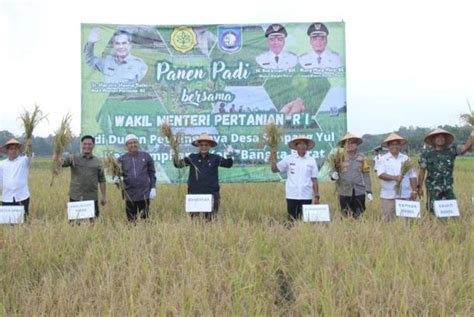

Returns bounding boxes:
[218,26,242,53]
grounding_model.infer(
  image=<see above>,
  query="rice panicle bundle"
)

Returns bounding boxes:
[395,158,415,194]
[459,113,474,126]
[102,152,126,191]
[327,144,347,186]
[103,153,122,178]
[51,113,73,185]
[327,147,346,173]
[19,104,47,156]
[160,123,180,164]
[460,112,474,127]
[460,99,474,126]
[263,122,282,163]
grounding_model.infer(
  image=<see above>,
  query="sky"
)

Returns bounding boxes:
[0,0,473,137]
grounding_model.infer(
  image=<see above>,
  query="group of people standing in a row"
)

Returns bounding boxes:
[0,129,472,223]
[272,129,473,222]
[329,129,473,222]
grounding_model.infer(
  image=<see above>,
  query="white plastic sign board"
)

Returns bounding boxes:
[185,194,213,212]
[395,200,421,218]
[0,206,25,224]
[433,200,460,218]
[67,201,95,220]
[471,197,474,208]
[303,204,331,222]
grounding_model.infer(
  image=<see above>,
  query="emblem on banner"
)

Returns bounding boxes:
[218,26,242,53]
[170,27,197,53]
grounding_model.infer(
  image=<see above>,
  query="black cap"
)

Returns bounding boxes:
[307,23,329,37]
[265,24,288,38]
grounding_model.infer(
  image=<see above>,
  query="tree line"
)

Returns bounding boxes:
[358,125,473,155]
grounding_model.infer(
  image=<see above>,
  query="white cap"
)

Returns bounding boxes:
[125,134,139,145]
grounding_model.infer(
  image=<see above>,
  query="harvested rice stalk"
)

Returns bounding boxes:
[263,122,282,163]
[51,113,73,186]
[460,99,474,126]
[102,152,127,193]
[19,104,47,156]
[395,158,415,195]
[327,147,346,174]
[160,123,180,164]
[327,145,347,186]
[102,152,122,178]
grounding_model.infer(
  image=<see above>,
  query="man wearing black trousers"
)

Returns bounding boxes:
[116,134,156,222]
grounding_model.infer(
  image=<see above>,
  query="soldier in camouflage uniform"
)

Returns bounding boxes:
[330,133,373,218]
[418,128,473,213]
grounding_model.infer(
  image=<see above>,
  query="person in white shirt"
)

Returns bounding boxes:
[0,138,33,221]
[298,22,342,71]
[376,133,417,222]
[255,23,298,70]
[271,136,320,222]
[372,146,383,173]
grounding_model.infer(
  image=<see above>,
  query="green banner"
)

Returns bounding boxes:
[81,22,347,183]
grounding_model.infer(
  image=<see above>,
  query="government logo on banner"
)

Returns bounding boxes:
[218,26,242,53]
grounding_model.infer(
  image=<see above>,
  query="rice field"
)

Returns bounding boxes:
[0,157,473,315]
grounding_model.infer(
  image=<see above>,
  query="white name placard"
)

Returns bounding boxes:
[67,201,95,220]
[395,200,421,218]
[0,206,25,224]
[302,204,331,222]
[434,200,460,218]
[471,197,474,208]
[185,194,213,212]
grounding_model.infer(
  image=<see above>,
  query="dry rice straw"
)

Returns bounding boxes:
[19,104,47,157]
[395,158,415,195]
[460,99,474,126]
[263,122,282,163]
[50,113,73,186]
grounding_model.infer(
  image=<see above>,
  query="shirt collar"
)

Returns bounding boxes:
[313,49,327,57]
[347,151,358,159]
[387,151,404,160]
[81,153,94,159]
[292,152,308,159]
[269,51,279,58]
[114,54,131,64]
[432,145,450,151]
